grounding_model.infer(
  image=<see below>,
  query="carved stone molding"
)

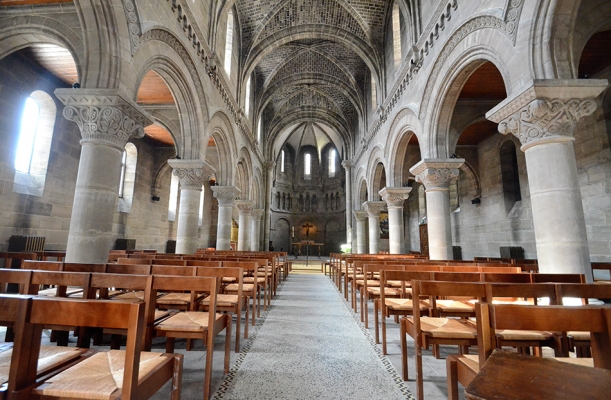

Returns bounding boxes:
[167,159,211,190]
[410,159,464,190]
[362,201,386,217]
[353,210,368,222]
[496,98,598,146]
[55,89,153,148]
[251,209,265,220]
[212,186,241,206]
[122,0,142,55]
[264,161,276,171]
[379,187,412,208]
[235,200,255,214]
[341,160,353,170]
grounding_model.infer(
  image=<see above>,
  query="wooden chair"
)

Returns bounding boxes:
[151,265,198,311]
[449,303,611,400]
[8,296,182,399]
[0,269,33,343]
[196,266,248,352]
[531,273,585,283]
[223,261,260,320]
[152,275,231,400]
[401,280,486,399]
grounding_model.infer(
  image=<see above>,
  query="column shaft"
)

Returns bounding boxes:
[354,211,368,254]
[368,214,381,254]
[387,206,404,254]
[426,189,453,260]
[238,212,250,251]
[342,160,353,245]
[263,162,274,250]
[175,188,201,254]
[216,204,233,251]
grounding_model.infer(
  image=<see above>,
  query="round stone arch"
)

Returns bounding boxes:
[570,2,611,75]
[251,167,263,208]
[0,19,84,81]
[423,45,513,159]
[131,56,202,159]
[235,146,253,200]
[364,146,387,198]
[208,111,238,186]
[356,174,368,207]
[384,107,421,187]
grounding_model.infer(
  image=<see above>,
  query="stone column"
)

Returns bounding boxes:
[379,187,412,254]
[212,186,241,250]
[486,80,608,282]
[200,178,215,247]
[410,159,464,260]
[342,160,353,245]
[353,211,368,254]
[250,209,264,251]
[167,160,215,254]
[235,200,255,251]
[55,89,153,263]
[263,161,275,250]
[362,201,386,254]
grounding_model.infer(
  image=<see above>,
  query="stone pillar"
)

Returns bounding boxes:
[486,80,608,282]
[212,186,241,250]
[55,89,153,263]
[263,161,275,250]
[342,160,353,245]
[167,160,215,254]
[200,178,215,247]
[354,211,368,254]
[362,201,386,254]
[235,200,255,251]
[379,187,412,254]
[250,209,264,251]
[410,159,464,260]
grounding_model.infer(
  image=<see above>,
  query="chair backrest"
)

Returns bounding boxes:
[22,260,63,271]
[484,282,558,305]
[152,259,188,266]
[152,275,219,313]
[531,273,585,283]
[481,273,532,283]
[28,271,91,297]
[186,260,222,267]
[10,297,146,398]
[151,265,195,276]
[432,272,482,282]
[106,263,152,275]
[555,283,611,305]
[116,257,153,265]
[476,303,611,369]
[0,268,32,294]
[222,260,257,272]
[62,263,106,273]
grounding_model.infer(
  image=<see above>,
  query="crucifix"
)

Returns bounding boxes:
[302,223,314,237]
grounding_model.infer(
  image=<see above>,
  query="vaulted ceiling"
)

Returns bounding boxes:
[234,0,390,154]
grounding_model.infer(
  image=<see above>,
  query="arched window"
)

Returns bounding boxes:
[257,118,262,142]
[371,73,377,111]
[392,3,402,67]
[244,75,251,118]
[281,149,285,173]
[500,140,522,213]
[118,143,137,212]
[224,9,234,76]
[199,185,205,226]
[418,184,426,223]
[328,148,336,177]
[168,173,180,221]
[13,91,56,197]
[304,152,311,179]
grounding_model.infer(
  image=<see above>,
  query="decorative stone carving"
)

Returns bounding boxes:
[362,201,386,217]
[235,200,255,213]
[251,209,265,220]
[264,161,276,171]
[379,187,412,208]
[212,186,241,205]
[353,210,368,222]
[167,159,211,190]
[410,159,464,190]
[341,160,352,170]
[122,0,142,55]
[55,89,153,147]
[496,98,597,146]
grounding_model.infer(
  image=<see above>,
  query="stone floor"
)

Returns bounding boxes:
[1,267,469,400]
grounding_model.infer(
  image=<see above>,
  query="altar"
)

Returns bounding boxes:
[292,241,324,258]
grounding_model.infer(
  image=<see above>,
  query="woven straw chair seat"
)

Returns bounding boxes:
[356,280,380,287]
[111,291,145,301]
[495,329,553,341]
[435,300,475,314]
[554,357,594,367]
[155,311,226,333]
[33,350,167,399]
[156,292,192,305]
[200,294,239,306]
[154,309,170,320]
[1,345,83,384]
[243,277,265,284]
[222,277,237,284]
[568,331,590,341]
[225,283,254,292]
[460,354,480,372]
[414,317,478,339]
[367,287,399,296]
[385,298,427,311]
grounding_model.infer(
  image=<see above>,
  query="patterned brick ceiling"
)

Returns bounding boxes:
[236,0,389,147]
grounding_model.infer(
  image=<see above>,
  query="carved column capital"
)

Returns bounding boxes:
[362,201,386,217]
[341,160,353,170]
[410,159,464,190]
[379,187,412,208]
[55,89,153,148]
[251,209,265,220]
[264,161,276,171]
[168,159,215,190]
[235,200,255,215]
[353,210,368,222]
[486,79,608,150]
[212,186,241,206]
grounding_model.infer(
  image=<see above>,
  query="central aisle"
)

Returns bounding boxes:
[214,273,411,399]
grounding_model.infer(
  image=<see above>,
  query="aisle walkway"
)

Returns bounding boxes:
[214,273,412,399]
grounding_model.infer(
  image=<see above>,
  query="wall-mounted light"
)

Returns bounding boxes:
[151,195,160,202]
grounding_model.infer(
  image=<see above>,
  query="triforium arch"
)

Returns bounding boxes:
[235,146,253,199]
[208,111,238,186]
